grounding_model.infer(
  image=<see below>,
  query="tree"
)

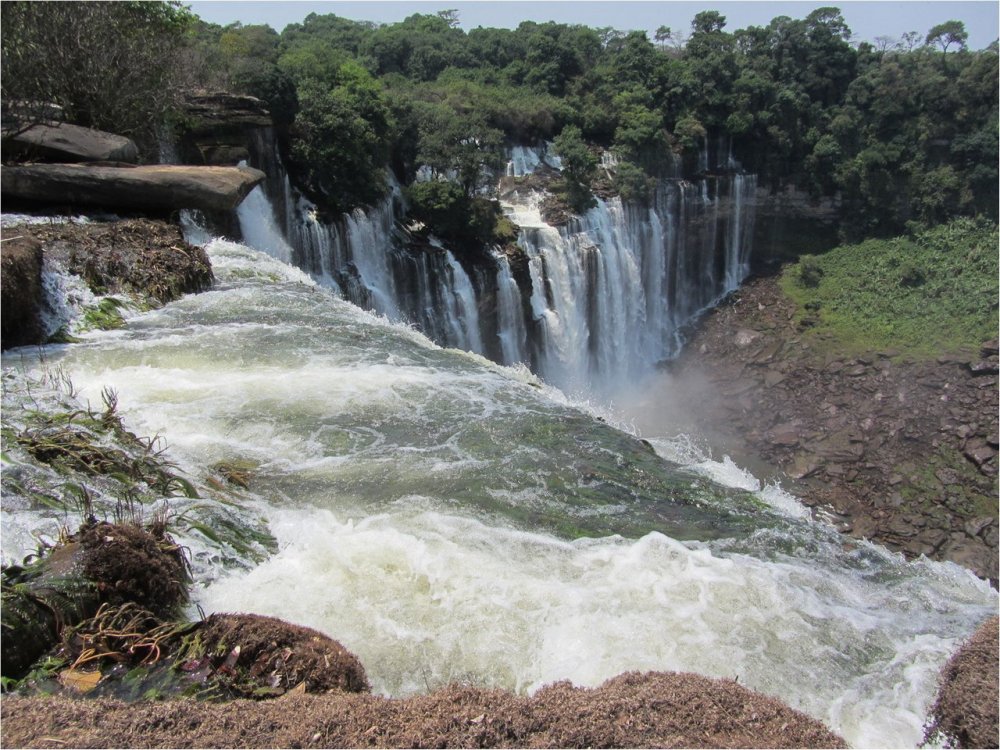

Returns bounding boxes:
[283,58,396,213]
[691,11,726,35]
[412,98,504,195]
[654,26,674,49]
[925,21,968,53]
[437,9,460,28]
[552,124,598,212]
[1,1,193,152]
[901,31,922,52]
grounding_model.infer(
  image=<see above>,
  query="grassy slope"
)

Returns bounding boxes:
[779,218,999,358]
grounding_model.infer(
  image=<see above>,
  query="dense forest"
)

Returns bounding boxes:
[2,1,997,242]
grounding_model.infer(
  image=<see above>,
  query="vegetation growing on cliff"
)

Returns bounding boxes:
[173,6,997,239]
[2,2,996,241]
[781,218,999,356]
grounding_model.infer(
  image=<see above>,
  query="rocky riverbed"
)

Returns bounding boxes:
[658,274,998,583]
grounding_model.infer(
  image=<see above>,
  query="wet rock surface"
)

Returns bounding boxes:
[671,275,998,583]
[0,234,45,348]
[0,218,213,349]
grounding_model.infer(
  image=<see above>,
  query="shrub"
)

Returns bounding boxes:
[797,255,825,287]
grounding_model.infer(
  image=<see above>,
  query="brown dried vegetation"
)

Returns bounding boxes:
[924,616,1000,749]
[1,670,847,749]
[77,521,189,618]
[194,613,370,697]
[33,218,213,304]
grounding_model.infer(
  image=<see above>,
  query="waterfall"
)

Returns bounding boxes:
[4,232,994,750]
[506,144,562,177]
[502,175,756,397]
[240,133,756,398]
[495,255,528,365]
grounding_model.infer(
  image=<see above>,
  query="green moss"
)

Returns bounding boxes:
[780,218,999,358]
[81,298,128,331]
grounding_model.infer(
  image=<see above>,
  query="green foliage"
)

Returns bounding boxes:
[830,45,997,239]
[81,298,127,332]
[405,180,511,248]
[613,161,656,204]
[780,218,999,356]
[796,256,825,287]
[1,1,193,152]
[281,57,396,213]
[409,90,505,195]
[552,125,598,213]
[172,5,999,237]
[925,20,969,53]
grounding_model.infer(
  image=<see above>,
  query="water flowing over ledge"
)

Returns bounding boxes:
[236,136,755,398]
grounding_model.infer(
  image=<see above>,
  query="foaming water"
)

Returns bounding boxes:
[647,435,812,520]
[198,506,989,748]
[3,239,995,749]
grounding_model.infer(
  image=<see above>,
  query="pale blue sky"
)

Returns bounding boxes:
[187,1,1000,49]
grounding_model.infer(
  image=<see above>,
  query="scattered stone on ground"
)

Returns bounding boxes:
[667,275,998,583]
[0,670,847,749]
[924,616,1000,749]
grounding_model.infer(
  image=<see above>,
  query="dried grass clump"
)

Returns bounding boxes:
[1,670,847,748]
[924,617,999,749]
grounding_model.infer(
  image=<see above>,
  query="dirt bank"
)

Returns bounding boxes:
[659,274,998,583]
[925,616,1000,748]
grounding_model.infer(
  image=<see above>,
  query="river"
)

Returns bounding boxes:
[2,231,995,748]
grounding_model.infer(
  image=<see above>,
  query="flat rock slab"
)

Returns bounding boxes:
[2,163,265,213]
[2,121,138,163]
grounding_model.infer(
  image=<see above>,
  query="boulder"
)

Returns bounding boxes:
[2,163,265,213]
[0,235,44,349]
[181,91,272,134]
[3,120,138,163]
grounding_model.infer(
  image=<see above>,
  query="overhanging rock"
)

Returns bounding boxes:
[1,163,266,212]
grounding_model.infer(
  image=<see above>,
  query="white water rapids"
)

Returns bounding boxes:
[2,233,995,749]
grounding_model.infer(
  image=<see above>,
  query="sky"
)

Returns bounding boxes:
[186,1,1000,49]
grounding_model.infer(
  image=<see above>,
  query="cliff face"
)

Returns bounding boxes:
[661,274,998,584]
[176,91,273,166]
[752,185,841,271]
